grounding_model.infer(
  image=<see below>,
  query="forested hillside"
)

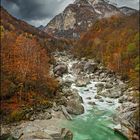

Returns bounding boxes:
[73,13,139,88]
[0,7,59,123]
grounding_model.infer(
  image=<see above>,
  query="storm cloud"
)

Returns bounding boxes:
[1,0,139,27]
[1,0,74,26]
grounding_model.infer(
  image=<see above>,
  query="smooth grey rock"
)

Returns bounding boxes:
[66,100,84,115]
[75,77,90,87]
[95,83,104,88]
[105,83,113,89]
[20,131,54,140]
[86,97,92,100]
[84,62,98,73]
[106,100,113,104]
[88,102,96,105]
[99,99,104,102]
[54,64,68,76]
[61,105,73,120]
[61,128,73,140]
[94,95,102,99]
[76,77,90,87]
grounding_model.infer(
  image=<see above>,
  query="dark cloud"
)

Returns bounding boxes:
[1,0,74,26]
[1,0,139,27]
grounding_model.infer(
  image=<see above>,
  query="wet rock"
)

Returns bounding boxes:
[61,128,73,140]
[127,96,133,102]
[105,83,113,89]
[20,131,54,140]
[66,99,84,115]
[52,102,60,111]
[84,62,98,73]
[54,64,68,76]
[86,97,92,100]
[95,83,104,88]
[106,100,113,104]
[61,105,73,120]
[67,89,83,103]
[95,83,104,93]
[84,89,89,91]
[99,88,123,99]
[88,102,96,105]
[100,72,107,79]
[76,77,90,87]
[62,76,75,88]
[99,99,104,102]
[99,66,106,71]
[72,62,85,73]
[94,95,102,99]
[97,90,107,97]
[118,96,128,103]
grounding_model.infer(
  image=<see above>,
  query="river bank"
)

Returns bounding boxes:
[1,51,139,140]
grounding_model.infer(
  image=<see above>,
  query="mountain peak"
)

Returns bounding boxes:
[74,0,105,4]
[44,0,134,39]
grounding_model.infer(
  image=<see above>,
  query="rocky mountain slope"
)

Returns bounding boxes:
[73,12,139,87]
[119,6,138,16]
[44,0,137,39]
[0,7,51,39]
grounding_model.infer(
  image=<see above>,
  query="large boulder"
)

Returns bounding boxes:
[98,88,123,98]
[67,89,83,103]
[95,83,104,93]
[84,62,98,73]
[66,99,84,115]
[54,64,68,76]
[94,95,102,99]
[105,83,113,89]
[62,76,75,88]
[72,62,85,71]
[61,105,73,120]
[21,131,54,140]
[76,77,90,87]
[95,83,104,88]
[61,128,73,140]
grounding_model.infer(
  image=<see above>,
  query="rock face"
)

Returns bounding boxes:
[1,119,73,140]
[84,62,98,73]
[44,0,124,39]
[119,7,137,16]
[61,128,73,140]
[54,64,68,76]
[66,99,84,115]
[76,77,90,87]
[20,131,54,140]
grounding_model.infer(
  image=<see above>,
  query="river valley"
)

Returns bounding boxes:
[1,51,139,140]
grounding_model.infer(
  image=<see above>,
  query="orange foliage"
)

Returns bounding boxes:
[73,13,139,88]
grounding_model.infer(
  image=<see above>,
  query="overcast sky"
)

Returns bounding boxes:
[1,0,139,27]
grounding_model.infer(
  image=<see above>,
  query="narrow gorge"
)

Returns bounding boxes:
[1,0,139,140]
[1,51,139,140]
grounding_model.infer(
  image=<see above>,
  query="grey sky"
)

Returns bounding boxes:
[108,0,139,10]
[1,0,139,27]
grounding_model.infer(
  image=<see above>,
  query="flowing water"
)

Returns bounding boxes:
[58,54,128,140]
[62,82,128,140]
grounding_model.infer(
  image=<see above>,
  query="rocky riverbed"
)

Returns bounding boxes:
[1,51,139,140]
